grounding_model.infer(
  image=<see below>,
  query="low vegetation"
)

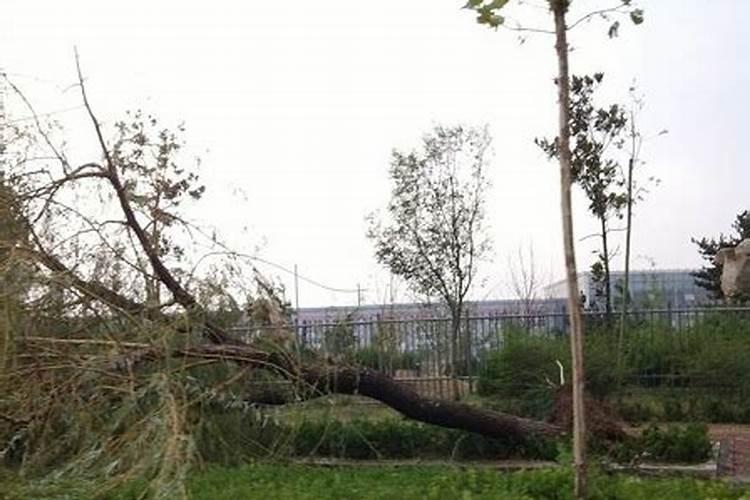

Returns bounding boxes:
[3,464,748,500]
[477,311,750,423]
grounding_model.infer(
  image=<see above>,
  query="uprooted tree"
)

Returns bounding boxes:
[0,55,635,497]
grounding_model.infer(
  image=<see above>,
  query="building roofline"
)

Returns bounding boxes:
[546,268,699,288]
[296,297,566,314]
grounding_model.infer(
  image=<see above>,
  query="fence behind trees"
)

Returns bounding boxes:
[231,307,750,415]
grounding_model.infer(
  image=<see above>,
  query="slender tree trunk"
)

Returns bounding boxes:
[551,1,587,498]
[450,306,462,400]
[617,157,635,385]
[600,216,612,317]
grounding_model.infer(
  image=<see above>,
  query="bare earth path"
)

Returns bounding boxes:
[708,424,750,479]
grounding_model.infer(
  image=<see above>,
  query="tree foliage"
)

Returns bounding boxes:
[0,66,573,498]
[537,73,629,314]
[367,124,491,386]
[692,210,750,300]
[111,110,206,306]
[367,125,491,311]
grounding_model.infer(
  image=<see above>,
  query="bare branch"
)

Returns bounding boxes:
[567,2,631,31]
[73,49,231,344]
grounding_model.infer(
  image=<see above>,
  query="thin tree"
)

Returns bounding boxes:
[507,244,548,318]
[464,1,643,497]
[617,90,664,383]
[367,124,492,399]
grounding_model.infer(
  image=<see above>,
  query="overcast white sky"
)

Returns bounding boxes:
[3,1,748,307]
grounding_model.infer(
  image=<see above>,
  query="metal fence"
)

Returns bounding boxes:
[231,307,750,400]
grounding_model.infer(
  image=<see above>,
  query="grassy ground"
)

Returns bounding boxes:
[3,464,750,500]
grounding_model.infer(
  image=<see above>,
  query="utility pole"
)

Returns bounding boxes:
[293,264,300,312]
[0,67,6,174]
[357,283,362,307]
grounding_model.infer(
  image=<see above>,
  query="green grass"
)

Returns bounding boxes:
[3,464,750,500]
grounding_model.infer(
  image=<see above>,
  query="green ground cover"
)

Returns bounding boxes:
[3,464,748,500]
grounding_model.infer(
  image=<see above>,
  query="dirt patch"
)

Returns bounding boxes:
[548,385,628,442]
[707,425,750,479]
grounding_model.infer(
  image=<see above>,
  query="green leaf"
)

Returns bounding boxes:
[488,0,510,9]
[463,0,484,9]
[477,8,505,28]
[630,8,645,25]
[607,20,620,38]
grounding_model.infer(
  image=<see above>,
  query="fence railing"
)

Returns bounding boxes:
[230,307,750,400]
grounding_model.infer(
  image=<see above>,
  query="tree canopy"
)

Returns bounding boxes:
[692,210,750,300]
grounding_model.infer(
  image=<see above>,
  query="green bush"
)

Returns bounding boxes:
[194,405,557,465]
[612,423,712,464]
[292,418,557,461]
[476,331,564,419]
[641,423,712,463]
[476,330,621,418]
[477,311,750,424]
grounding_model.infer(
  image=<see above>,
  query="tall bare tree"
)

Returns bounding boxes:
[507,244,548,318]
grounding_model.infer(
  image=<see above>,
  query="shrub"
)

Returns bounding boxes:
[292,418,557,461]
[611,423,712,464]
[478,311,750,424]
[477,331,564,419]
[477,330,621,417]
[640,423,712,463]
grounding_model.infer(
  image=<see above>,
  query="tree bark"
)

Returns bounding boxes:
[551,1,588,498]
[450,304,462,400]
[24,234,565,446]
[601,216,612,316]
[617,157,635,384]
[177,344,562,441]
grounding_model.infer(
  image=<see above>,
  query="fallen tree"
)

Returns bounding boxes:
[1,57,626,481]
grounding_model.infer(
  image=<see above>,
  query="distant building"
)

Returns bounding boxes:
[544,269,713,310]
[292,269,712,325]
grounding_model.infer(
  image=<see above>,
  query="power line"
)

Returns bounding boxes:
[1,67,6,169]
[244,254,364,294]
[6,105,85,124]
[3,71,75,91]
[184,224,368,297]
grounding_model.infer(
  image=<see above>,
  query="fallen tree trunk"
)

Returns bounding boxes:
[176,344,561,441]
[19,236,564,442]
[19,336,563,443]
[303,364,561,440]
